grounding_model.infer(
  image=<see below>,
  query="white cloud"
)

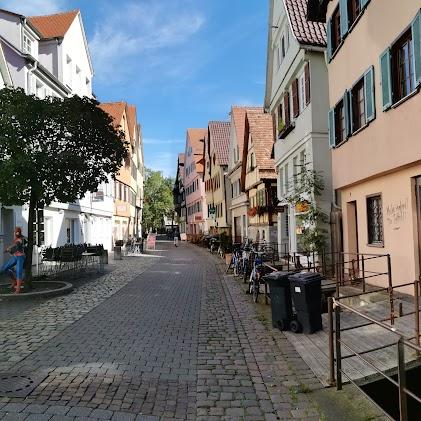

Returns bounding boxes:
[0,0,67,15]
[89,0,205,84]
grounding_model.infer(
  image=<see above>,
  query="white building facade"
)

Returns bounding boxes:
[264,0,332,254]
[0,8,114,267]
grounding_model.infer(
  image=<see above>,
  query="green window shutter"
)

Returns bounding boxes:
[327,18,332,61]
[339,0,349,39]
[328,109,335,149]
[380,48,392,110]
[411,9,421,87]
[343,91,351,139]
[360,0,371,9]
[364,66,376,122]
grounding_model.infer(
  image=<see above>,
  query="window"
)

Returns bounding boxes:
[334,99,345,145]
[249,153,255,172]
[276,44,281,70]
[293,156,298,186]
[23,32,32,55]
[331,6,341,53]
[351,78,366,131]
[292,79,299,118]
[66,55,72,86]
[367,195,383,245]
[284,92,290,127]
[348,0,361,27]
[327,0,371,61]
[392,29,415,102]
[304,63,311,105]
[281,36,286,59]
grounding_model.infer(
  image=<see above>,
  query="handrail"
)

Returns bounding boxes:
[329,288,421,421]
[333,297,421,353]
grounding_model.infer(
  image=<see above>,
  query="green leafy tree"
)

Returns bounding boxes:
[284,166,328,253]
[0,88,129,282]
[143,169,174,232]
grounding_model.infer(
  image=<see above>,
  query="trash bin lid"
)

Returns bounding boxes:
[288,272,323,284]
[263,271,290,282]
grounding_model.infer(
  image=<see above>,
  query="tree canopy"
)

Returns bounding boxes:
[0,87,129,279]
[143,169,174,232]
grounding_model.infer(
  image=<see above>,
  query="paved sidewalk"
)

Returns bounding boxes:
[0,242,384,420]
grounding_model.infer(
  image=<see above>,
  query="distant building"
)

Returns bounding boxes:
[100,102,144,243]
[173,154,186,236]
[227,106,262,243]
[242,111,277,243]
[203,121,231,236]
[184,129,207,239]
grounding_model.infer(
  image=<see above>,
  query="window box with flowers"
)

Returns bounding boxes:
[257,205,268,216]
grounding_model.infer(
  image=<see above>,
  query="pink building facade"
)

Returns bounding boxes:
[184,129,208,237]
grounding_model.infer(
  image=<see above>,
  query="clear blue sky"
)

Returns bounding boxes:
[2,0,268,178]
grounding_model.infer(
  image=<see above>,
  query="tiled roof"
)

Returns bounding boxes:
[99,102,126,128]
[284,0,326,47]
[208,121,230,166]
[187,128,206,174]
[246,112,276,175]
[126,104,137,142]
[231,106,263,158]
[28,10,79,39]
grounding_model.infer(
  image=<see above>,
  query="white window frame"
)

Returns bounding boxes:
[22,32,33,55]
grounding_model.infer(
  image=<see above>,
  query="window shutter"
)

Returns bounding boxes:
[328,108,335,149]
[284,92,290,126]
[327,18,332,61]
[411,9,421,87]
[339,0,349,39]
[304,63,311,105]
[364,66,375,122]
[343,91,351,139]
[292,79,299,118]
[360,0,371,9]
[380,48,392,110]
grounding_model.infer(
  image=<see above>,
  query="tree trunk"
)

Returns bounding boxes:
[25,192,37,287]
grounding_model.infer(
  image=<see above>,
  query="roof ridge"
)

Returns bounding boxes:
[28,9,79,19]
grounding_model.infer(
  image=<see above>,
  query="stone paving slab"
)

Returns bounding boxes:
[0,241,384,420]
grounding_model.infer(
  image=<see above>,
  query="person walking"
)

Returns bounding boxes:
[1,227,26,294]
[173,230,179,247]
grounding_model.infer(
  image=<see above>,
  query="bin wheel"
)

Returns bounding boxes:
[290,319,302,333]
[277,320,287,331]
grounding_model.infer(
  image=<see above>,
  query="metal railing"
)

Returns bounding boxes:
[327,280,421,421]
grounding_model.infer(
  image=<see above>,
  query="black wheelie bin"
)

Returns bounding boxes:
[263,271,293,331]
[289,272,323,334]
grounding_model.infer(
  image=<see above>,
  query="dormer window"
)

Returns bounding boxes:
[23,32,33,55]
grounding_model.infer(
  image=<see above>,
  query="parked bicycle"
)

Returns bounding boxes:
[246,249,265,303]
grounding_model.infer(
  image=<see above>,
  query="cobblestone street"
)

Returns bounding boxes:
[0,241,383,421]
